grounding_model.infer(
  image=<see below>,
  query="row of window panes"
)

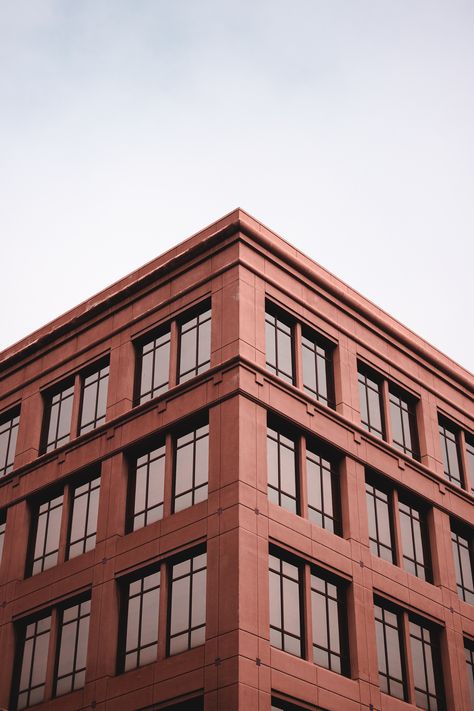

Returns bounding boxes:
[11,548,206,710]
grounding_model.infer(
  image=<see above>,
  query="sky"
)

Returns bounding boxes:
[1,1,473,372]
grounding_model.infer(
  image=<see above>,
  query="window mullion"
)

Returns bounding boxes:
[70,373,82,439]
[303,563,312,661]
[298,436,308,520]
[402,612,416,705]
[168,320,179,389]
[58,484,71,564]
[391,489,403,567]
[294,322,303,389]
[163,433,174,519]
[458,429,469,491]
[381,380,391,443]
[44,607,60,700]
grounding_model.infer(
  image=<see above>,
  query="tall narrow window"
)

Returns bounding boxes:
[137,328,171,404]
[366,480,395,563]
[173,422,209,513]
[122,570,160,671]
[409,618,444,710]
[30,494,64,575]
[267,425,298,513]
[399,500,431,582]
[311,570,348,675]
[374,601,406,700]
[0,511,5,564]
[438,417,463,487]
[306,443,340,534]
[269,551,303,657]
[466,435,474,495]
[301,328,333,406]
[16,614,52,709]
[43,382,74,453]
[79,362,109,434]
[0,407,20,477]
[358,366,384,439]
[178,305,211,383]
[67,476,100,560]
[55,598,91,696]
[389,387,419,459]
[451,522,474,605]
[465,639,474,710]
[129,442,165,530]
[168,551,207,655]
[265,305,294,384]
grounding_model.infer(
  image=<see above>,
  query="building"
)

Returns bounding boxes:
[0,208,473,711]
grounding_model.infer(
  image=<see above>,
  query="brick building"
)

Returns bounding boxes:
[0,208,473,711]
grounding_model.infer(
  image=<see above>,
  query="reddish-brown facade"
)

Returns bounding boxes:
[0,208,472,711]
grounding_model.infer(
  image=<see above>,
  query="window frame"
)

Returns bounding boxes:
[118,566,161,672]
[438,415,473,493]
[172,419,209,514]
[451,519,474,605]
[134,323,172,405]
[77,359,110,435]
[41,379,75,454]
[167,547,207,656]
[0,405,20,478]
[177,300,212,384]
[265,302,295,385]
[301,325,335,407]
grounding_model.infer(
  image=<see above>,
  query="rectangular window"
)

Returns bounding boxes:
[271,701,308,711]
[451,522,474,605]
[137,328,171,404]
[301,328,333,406]
[465,639,474,710]
[168,550,207,655]
[43,382,74,453]
[0,407,20,477]
[306,443,340,534]
[265,305,294,384]
[122,569,161,671]
[55,598,91,696]
[366,480,395,563]
[0,510,5,565]
[269,551,303,657]
[374,600,406,700]
[30,494,64,575]
[389,386,419,459]
[311,569,348,675]
[358,366,384,439]
[173,422,209,513]
[409,617,444,710]
[15,614,52,709]
[78,362,109,434]
[178,304,211,383]
[439,417,463,487]
[129,441,165,531]
[466,435,474,495]
[399,499,431,582]
[267,425,298,514]
[67,476,100,560]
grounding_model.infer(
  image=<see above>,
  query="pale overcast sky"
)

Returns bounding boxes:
[1,1,473,372]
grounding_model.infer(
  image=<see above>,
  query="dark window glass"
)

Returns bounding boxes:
[178,306,211,383]
[67,476,100,560]
[366,480,395,563]
[173,423,209,513]
[301,329,333,406]
[16,614,51,709]
[438,418,462,487]
[130,442,165,530]
[31,494,64,575]
[374,601,406,700]
[306,443,340,534]
[55,598,90,696]
[267,426,298,514]
[269,551,302,657]
[451,523,474,605]
[399,500,431,582]
[465,639,474,710]
[168,551,207,655]
[265,307,294,384]
[137,329,171,404]
[358,367,384,438]
[43,383,74,453]
[271,701,309,711]
[122,570,160,671]
[79,363,109,434]
[409,617,444,711]
[0,408,20,477]
[311,570,348,675]
[0,511,5,565]
[466,435,474,495]
[389,387,418,459]
[161,700,204,711]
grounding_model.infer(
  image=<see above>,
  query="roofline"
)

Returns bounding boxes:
[1,208,472,390]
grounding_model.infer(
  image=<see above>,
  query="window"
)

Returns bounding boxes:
[365,474,432,582]
[306,442,341,534]
[160,701,204,711]
[42,381,74,453]
[168,550,207,655]
[55,598,91,696]
[30,494,64,575]
[129,440,166,531]
[358,365,384,439]
[265,305,294,384]
[269,551,303,657]
[271,700,312,711]
[173,422,209,513]
[410,617,444,710]
[311,569,348,675]
[465,639,474,710]
[0,510,6,565]
[15,614,52,709]
[451,521,473,604]
[374,600,406,700]
[439,417,463,487]
[67,476,101,559]
[301,327,333,406]
[178,304,211,383]
[121,569,160,671]
[136,328,171,404]
[78,362,109,434]
[466,435,474,494]
[267,425,298,514]
[0,407,20,477]
[389,386,419,458]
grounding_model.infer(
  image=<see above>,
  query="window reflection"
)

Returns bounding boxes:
[267,425,298,513]
[178,306,211,383]
[79,363,109,434]
[0,407,20,477]
[269,551,302,657]
[67,476,101,559]
[55,599,90,696]
[265,305,294,384]
[358,366,384,439]
[43,383,74,453]
[169,551,207,655]
[16,615,52,709]
[31,494,64,575]
[173,424,209,513]
[137,329,171,404]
